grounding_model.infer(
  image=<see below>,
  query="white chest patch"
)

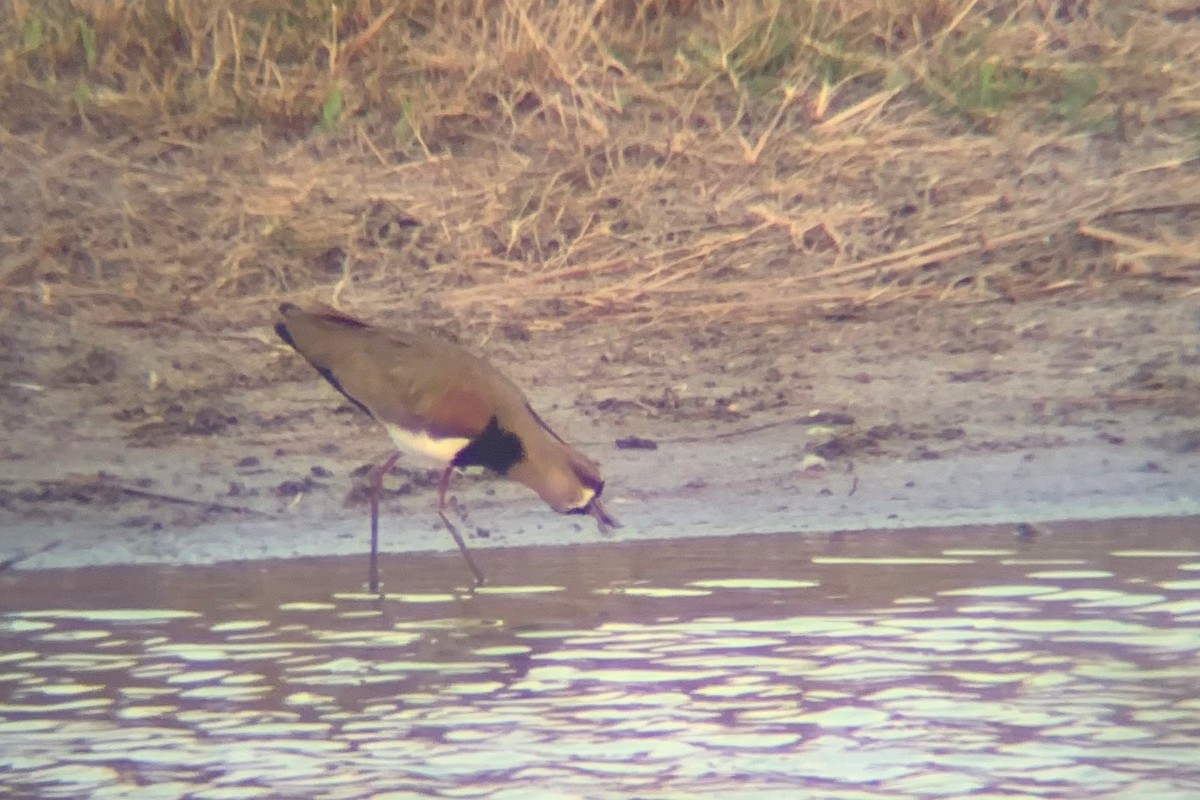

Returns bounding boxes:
[571,486,597,512]
[384,423,470,466]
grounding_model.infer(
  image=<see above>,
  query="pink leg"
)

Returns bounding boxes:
[367,451,401,593]
[437,466,454,510]
[436,466,484,586]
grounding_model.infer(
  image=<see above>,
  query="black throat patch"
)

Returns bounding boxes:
[453,417,525,475]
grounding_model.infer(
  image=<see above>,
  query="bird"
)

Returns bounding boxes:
[274,302,617,590]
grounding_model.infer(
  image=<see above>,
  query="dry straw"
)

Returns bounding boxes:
[1,0,1197,329]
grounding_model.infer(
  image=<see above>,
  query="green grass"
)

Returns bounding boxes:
[3,0,1189,136]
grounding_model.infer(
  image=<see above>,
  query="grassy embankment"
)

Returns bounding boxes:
[1,1,1197,330]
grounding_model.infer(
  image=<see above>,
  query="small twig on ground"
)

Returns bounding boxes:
[0,540,62,573]
[56,473,279,519]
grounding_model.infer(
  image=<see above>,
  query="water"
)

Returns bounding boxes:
[2,517,1199,799]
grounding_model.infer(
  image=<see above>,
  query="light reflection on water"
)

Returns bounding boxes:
[1,517,1199,799]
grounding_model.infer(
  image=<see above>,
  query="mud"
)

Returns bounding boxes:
[2,295,1199,572]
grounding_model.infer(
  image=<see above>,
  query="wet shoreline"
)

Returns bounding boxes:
[3,440,1199,574]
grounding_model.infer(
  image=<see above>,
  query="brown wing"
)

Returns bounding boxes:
[279,302,510,446]
[420,388,494,440]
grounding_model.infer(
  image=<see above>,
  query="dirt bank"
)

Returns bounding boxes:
[2,293,1197,573]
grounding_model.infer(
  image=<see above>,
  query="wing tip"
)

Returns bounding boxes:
[276,301,369,330]
[274,320,297,348]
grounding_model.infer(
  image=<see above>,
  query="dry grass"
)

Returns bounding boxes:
[1,0,1198,330]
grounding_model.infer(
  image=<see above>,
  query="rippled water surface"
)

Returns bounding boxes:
[2,517,1200,799]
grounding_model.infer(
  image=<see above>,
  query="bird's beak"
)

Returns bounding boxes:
[588,498,619,534]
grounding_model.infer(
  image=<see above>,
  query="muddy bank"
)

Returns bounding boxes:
[2,296,1198,572]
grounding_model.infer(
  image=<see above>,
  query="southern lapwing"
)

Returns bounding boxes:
[274,303,616,590]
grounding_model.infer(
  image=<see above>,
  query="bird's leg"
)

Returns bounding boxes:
[367,451,402,593]
[438,510,486,587]
[437,466,485,587]
[437,466,454,512]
